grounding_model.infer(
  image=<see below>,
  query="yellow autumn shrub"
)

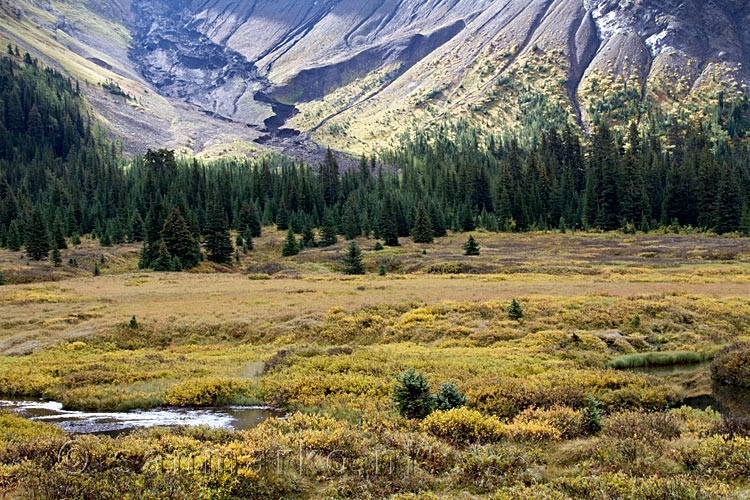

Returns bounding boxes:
[421,408,504,444]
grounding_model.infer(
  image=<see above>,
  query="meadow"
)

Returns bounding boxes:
[1,230,750,499]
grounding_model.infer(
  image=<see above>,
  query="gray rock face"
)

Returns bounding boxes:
[131,0,749,130]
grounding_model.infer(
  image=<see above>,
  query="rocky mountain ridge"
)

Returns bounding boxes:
[2,0,748,155]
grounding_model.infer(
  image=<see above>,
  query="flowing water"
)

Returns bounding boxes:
[0,398,281,435]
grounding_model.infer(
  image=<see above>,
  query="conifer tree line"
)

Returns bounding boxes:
[1,54,750,270]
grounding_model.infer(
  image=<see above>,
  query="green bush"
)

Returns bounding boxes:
[607,351,705,369]
[436,381,466,411]
[393,368,436,419]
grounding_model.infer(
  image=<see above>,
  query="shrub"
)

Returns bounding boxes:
[711,342,750,387]
[504,419,562,441]
[582,396,602,434]
[435,381,466,411]
[421,408,504,444]
[424,262,466,274]
[513,405,587,439]
[165,377,254,406]
[393,368,436,420]
[605,410,681,441]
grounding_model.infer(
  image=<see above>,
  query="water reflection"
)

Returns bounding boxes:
[0,399,281,435]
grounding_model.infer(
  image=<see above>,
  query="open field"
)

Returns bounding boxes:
[1,231,750,498]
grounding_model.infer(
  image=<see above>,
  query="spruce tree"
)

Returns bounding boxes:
[380,197,399,247]
[463,235,480,256]
[243,227,254,250]
[714,168,742,234]
[52,216,67,249]
[7,221,21,251]
[460,203,476,232]
[51,245,62,267]
[130,211,145,242]
[204,205,233,264]
[153,241,172,271]
[301,225,316,248]
[411,202,434,243]
[378,263,387,276]
[342,242,365,275]
[508,299,524,321]
[25,207,50,261]
[282,228,300,257]
[429,202,447,238]
[99,228,112,247]
[238,203,262,238]
[319,213,338,247]
[161,208,200,269]
[0,271,6,286]
[343,196,361,240]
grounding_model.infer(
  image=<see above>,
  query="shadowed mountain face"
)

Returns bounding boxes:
[3,0,749,155]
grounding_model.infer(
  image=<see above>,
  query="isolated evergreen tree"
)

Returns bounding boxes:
[508,299,524,321]
[380,197,399,247]
[205,205,233,264]
[378,263,387,276]
[7,221,21,251]
[411,202,434,243]
[374,242,384,251]
[463,235,480,256]
[161,208,200,269]
[343,196,361,240]
[282,228,300,257]
[0,271,6,286]
[319,213,338,247]
[93,263,101,276]
[71,233,82,246]
[342,242,365,275]
[25,207,50,261]
[393,368,436,420]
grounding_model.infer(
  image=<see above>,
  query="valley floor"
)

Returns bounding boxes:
[1,230,750,499]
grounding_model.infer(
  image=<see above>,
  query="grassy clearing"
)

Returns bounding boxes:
[1,231,750,497]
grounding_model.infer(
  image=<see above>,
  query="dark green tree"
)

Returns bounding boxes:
[393,368,436,420]
[508,298,524,321]
[282,228,300,257]
[319,213,338,247]
[342,242,365,275]
[411,202,434,243]
[301,225,316,248]
[343,196,361,240]
[152,241,172,272]
[52,216,67,250]
[25,207,50,261]
[238,203,262,238]
[714,168,742,234]
[51,245,62,267]
[380,197,399,247]
[463,235,480,256]
[161,209,200,269]
[435,381,466,411]
[7,221,21,251]
[243,227,255,250]
[204,205,234,264]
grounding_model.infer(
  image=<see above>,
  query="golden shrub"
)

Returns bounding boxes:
[421,408,505,444]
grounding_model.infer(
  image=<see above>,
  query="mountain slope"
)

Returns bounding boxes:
[2,0,748,156]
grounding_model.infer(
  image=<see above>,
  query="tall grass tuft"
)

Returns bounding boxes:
[606,351,708,370]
